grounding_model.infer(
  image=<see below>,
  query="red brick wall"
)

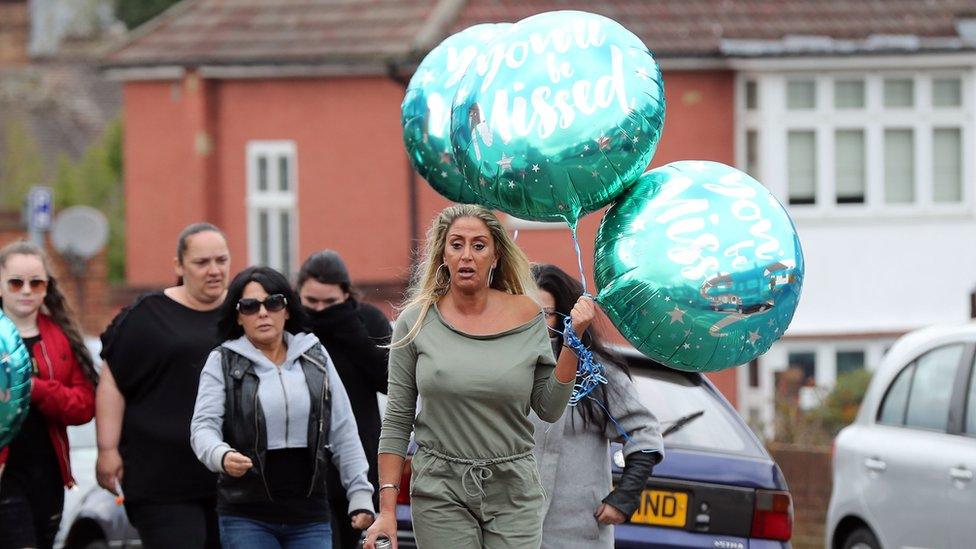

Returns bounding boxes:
[0,1,29,67]
[768,443,833,549]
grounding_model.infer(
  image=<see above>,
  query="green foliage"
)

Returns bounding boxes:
[0,119,45,209]
[769,366,873,446]
[53,118,126,282]
[817,368,874,434]
[115,0,182,30]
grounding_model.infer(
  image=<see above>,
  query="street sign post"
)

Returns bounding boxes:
[26,186,53,246]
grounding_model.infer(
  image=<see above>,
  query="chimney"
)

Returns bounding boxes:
[0,0,29,67]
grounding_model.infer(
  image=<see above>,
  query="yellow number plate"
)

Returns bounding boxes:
[630,489,688,527]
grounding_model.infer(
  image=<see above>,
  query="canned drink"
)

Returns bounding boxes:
[374,538,392,549]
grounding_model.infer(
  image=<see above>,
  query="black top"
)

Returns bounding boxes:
[307,300,391,507]
[100,292,222,504]
[5,335,60,479]
[218,449,330,524]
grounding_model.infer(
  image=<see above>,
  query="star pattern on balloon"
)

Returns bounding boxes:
[668,306,686,324]
[532,164,540,172]
[748,330,762,344]
[497,154,513,172]
[595,135,611,151]
[420,70,436,86]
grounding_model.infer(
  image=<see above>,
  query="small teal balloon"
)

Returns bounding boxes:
[0,312,31,448]
[402,23,511,204]
[450,10,665,224]
[595,161,805,372]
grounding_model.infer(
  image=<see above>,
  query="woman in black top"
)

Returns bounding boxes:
[296,250,392,549]
[95,223,230,549]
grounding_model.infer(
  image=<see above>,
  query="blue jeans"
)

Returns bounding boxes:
[218,515,332,549]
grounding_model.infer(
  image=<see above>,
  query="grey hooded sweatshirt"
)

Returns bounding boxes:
[190,332,374,516]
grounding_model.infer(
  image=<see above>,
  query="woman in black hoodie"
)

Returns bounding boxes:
[296,250,391,549]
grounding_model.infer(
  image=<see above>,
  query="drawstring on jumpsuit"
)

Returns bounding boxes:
[421,446,534,498]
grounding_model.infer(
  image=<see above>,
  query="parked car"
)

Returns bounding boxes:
[827,323,976,549]
[391,349,793,548]
[56,419,140,549]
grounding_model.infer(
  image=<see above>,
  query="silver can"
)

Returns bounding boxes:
[373,538,392,549]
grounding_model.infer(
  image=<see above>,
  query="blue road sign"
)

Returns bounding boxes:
[27,186,53,231]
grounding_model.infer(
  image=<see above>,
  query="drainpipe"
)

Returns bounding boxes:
[386,61,419,269]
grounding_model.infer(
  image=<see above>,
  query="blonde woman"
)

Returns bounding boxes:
[364,204,594,549]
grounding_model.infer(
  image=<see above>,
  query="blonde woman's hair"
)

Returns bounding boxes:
[391,204,537,347]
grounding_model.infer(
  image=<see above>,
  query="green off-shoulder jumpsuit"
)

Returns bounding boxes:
[378,303,574,548]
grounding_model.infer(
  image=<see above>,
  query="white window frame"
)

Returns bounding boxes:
[736,68,973,219]
[246,140,298,277]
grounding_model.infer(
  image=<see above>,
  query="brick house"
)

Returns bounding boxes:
[103,0,976,414]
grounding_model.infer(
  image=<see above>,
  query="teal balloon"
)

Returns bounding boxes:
[402,23,510,204]
[595,161,805,372]
[450,10,665,224]
[0,312,31,448]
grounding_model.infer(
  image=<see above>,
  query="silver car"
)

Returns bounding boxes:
[826,323,976,549]
[56,420,140,549]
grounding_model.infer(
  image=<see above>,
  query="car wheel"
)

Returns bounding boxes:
[842,527,880,549]
[81,541,109,549]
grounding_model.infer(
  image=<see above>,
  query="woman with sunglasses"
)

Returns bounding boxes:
[0,240,96,549]
[531,264,663,549]
[96,223,230,549]
[191,266,375,549]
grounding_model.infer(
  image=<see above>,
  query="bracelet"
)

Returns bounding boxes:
[378,483,400,493]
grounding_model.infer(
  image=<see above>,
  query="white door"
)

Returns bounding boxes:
[948,355,976,549]
[862,343,963,548]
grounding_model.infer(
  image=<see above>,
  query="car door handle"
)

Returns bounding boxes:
[864,457,887,472]
[950,467,974,482]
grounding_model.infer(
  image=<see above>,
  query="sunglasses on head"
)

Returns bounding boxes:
[236,294,287,316]
[5,278,48,293]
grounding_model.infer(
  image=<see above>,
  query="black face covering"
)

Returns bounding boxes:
[304,299,358,338]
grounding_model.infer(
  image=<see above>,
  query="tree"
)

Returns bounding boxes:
[53,118,126,282]
[115,0,182,30]
[0,118,45,210]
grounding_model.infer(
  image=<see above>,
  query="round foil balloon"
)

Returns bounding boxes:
[402,23,510,204]
[450,10,665,224]
[0,312,31,448]
[595,161,804,372]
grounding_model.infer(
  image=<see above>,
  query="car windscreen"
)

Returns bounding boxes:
[631,368,766,458]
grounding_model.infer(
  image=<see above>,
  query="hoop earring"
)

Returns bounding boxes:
[487,266,495,287]
[436,263,451,288]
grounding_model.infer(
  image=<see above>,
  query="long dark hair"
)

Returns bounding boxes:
[0,241,97,384]
[532,263,630,430]
[217,266,308,341]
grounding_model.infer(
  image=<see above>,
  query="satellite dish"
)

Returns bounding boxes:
[51,206,109,260]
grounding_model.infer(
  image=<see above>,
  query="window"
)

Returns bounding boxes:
[788,131,816,205]
[787,80,816,110]
[966,359,976,435]
[739,72,969,212]
[879,363,913,425]
[835,130,865,204]
[879,344,962,430]
[904,345,962,430]
[247,141,298,277]
[837,350,865,376]
[748,358,759,388]
[884,129,915,203]
[834,79,865,108]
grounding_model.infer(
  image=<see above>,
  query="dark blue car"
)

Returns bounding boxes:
[390,349,793,548]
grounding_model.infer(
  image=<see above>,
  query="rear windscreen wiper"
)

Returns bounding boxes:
[661,410,705,437]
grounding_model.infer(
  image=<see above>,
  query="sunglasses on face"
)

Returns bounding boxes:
[5,278,48,293]
[236,294,287,316]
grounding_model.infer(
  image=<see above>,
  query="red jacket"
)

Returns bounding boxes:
[0,314,95,487]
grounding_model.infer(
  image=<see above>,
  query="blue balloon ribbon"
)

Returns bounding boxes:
[561,316,608,406]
